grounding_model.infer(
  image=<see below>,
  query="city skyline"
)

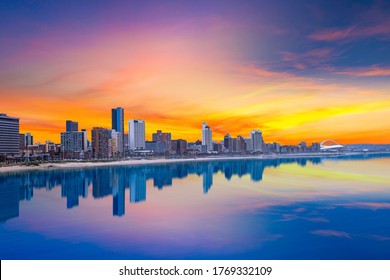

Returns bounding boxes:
[1,0,390,144]
[3,109,389,146]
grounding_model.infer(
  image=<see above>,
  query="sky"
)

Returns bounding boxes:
[0,0,389,144]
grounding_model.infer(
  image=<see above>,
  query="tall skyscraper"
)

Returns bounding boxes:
[251,130,263,152]
[111,107,124,154]
[0,113,19,155]
[201,122,212,152]
[111,107,124,133]
[128,120,145,150]
[66,120,78,132]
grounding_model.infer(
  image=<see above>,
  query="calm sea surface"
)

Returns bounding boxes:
[1,154,390,259]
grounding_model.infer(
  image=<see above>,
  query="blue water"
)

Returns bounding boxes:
[1,154,390,259]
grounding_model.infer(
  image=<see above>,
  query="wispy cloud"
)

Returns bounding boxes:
[369,235,390,241]
[310,1,390,42]
[280,48,338,70]
[337,202,390,210]
[280,213,329,223]
[311,230,351,238]
[310,26,357,41]
[336,66,390,77]
[310,19,390,42]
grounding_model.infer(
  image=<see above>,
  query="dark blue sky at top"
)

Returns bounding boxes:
[0,0,389,78]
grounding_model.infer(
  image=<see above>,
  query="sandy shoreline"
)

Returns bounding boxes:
[0,152,388,173]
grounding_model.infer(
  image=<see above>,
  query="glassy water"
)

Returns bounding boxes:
[1,154,390,260]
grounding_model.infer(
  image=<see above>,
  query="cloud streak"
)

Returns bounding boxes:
[311,230,351,238]
[336,66,390,77]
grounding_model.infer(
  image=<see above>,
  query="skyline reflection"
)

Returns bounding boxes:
[0,154,388,222]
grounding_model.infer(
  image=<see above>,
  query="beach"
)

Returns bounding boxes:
[1,152,386,173]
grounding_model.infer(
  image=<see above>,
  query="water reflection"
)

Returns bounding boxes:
[0,153,388,223]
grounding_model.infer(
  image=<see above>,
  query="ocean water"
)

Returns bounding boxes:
[1,154,390,260]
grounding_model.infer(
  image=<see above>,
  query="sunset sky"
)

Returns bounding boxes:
[1,0,389,144]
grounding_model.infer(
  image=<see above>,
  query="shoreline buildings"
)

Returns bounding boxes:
[61,121,88,159]
[112,107,124,154]
[0,113,19,156]
[91,127,111,159]
[1,110,327,161]
[251,130,264,152]
[201,122,213,153]
[128,120,145,150]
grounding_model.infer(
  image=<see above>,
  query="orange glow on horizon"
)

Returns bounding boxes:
[2,27,390,145]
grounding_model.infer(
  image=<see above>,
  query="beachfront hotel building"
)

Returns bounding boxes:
[251,130,264,152]
[128,120,145,150]
[0,113,20,156]
[201,122,213,152]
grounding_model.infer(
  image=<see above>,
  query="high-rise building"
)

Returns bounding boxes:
[213,142,222,153]
[19,134,25,149]
[91,127,111,158]
[231,138,238,152]
[81,129,88,151]
[245,138,253,152]
[201,122,212,152]
[152,130,171,142]
[251,130,263,152]
[111,107,124,154]
[223,133,233,152]
[25,132,34,146]
[171,139,187,155]
[0,113,19,155]
[110,130,123,157]
[146,141,167,154]
[111,107,124,133]
[128,120,145,150]
[123,133,129,152]
[152,130,171,152]
[237,135,246,153]
[66,120,78,132]
[61,132,84,152]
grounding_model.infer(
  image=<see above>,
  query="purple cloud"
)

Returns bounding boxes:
[311,230,351,238]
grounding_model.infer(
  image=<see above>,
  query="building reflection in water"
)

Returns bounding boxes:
[203,162,213,194]
[1,154,384,221]
[130,172,146,204]
[113,172,125,217]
